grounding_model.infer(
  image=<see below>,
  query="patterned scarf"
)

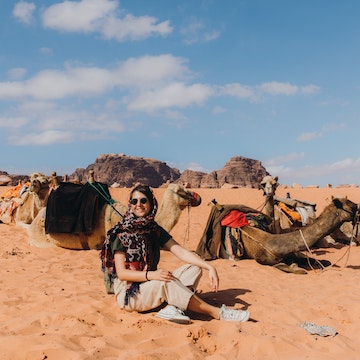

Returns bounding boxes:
[107,189,159,304]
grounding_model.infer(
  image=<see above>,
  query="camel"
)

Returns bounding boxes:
[259,175,280,233]
[28,183,201,250]
[0,173,51,225]
[196,197,358,273]
[259,175,316,234]
[259,175,358,246]
[239,197,357,265]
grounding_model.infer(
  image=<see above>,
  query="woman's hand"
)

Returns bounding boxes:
[164,238,220,292]
[208,265,219,292]
[148,269,175,282]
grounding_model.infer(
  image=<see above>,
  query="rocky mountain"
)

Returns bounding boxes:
[177,156,269,188]
[70,154,268,188]
[71,154,181,188]
[1,154,269,188]
[0,171,30,186]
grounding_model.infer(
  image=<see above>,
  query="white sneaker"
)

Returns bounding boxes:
[156,305,191,324]
[219,304,250,322]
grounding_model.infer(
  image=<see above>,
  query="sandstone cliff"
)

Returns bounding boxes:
[70,154,268,188]
[0,171,31,187]
[176,156,268,188]
[71,153,181,188]
[1,154,269,188]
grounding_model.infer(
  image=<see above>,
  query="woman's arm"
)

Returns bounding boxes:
[163,238,219,292]
[114,252,148,282]
[114,251,178,283]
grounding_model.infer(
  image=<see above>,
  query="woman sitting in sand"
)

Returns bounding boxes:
[108,184,250,324]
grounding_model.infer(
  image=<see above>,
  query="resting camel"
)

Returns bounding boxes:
[28,183,201,250]
[239,197,357,264]
[0,173,51,225]
[259,175,280,233]
[259,175,358,246]
[196,197,358,273]
[259,175,316,234]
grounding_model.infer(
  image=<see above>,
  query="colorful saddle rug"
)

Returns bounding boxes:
[45,181,111,234]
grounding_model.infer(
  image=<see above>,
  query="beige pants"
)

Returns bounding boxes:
[114,264,202,312]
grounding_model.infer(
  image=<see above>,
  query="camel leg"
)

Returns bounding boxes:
[292,252,331,270]
[273,263,307,274]
[273,252,332,274]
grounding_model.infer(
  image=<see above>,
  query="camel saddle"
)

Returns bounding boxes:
[274,195,316,226]
[195,203,272,260]
[45,181,110,235]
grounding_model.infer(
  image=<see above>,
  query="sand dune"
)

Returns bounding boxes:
[1,185,360,359]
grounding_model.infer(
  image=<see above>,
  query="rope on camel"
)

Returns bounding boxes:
[87,181,123,220]
[299,227,357,272]
[182,205,191,247]
[239,227,280,260]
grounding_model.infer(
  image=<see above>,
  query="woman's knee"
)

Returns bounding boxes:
[173,264,202,288]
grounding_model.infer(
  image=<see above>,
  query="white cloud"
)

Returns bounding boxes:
[29,107,123,134]
[0,116,29,129]
[219,83,254,99]
[264,153,306,182]
[0,67,113,100]
[301,84,320,94]
[264,164,293,179]
[127,82,214,112]
[12,130,75,145]
[5,99,126,146]
[17,100,56,113]
[115,54,191,88]
[0,50,324,148]
[259,82,298,95]
[0,54,192,102]
[13,1,35,25]
[265,152,305,167]
[187,162,208,172]
[0,54,320,118]
[296,122,344,143]
[102,14,172,41]
[41,0,172,41]
[265,156,360,186]
[329,158,354,171]
[180,18,220,44]
[42,0,117,32]
[297,131,322,142]
[0,82,26,99]
[218,81,320,100]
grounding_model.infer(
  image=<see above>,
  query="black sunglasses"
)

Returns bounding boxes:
[130,197,148,205]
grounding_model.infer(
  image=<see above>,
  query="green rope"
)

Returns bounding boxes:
[87,181,122,218]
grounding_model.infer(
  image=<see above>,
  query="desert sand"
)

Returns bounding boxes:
[1,185,360,359]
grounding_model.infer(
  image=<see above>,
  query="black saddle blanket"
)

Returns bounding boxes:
[45,182,110,234]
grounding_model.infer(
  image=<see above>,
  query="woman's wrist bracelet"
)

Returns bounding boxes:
[145,270,149,281]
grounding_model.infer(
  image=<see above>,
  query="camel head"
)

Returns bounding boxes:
[259,175,279,197]
[164,183,201,210]
[331,196,359,225]
[29,174,50,194]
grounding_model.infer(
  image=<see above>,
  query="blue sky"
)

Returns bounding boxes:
[1,0,360,187]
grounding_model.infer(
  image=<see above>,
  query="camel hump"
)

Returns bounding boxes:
[274,195,316,208]
[45,181,112,234]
